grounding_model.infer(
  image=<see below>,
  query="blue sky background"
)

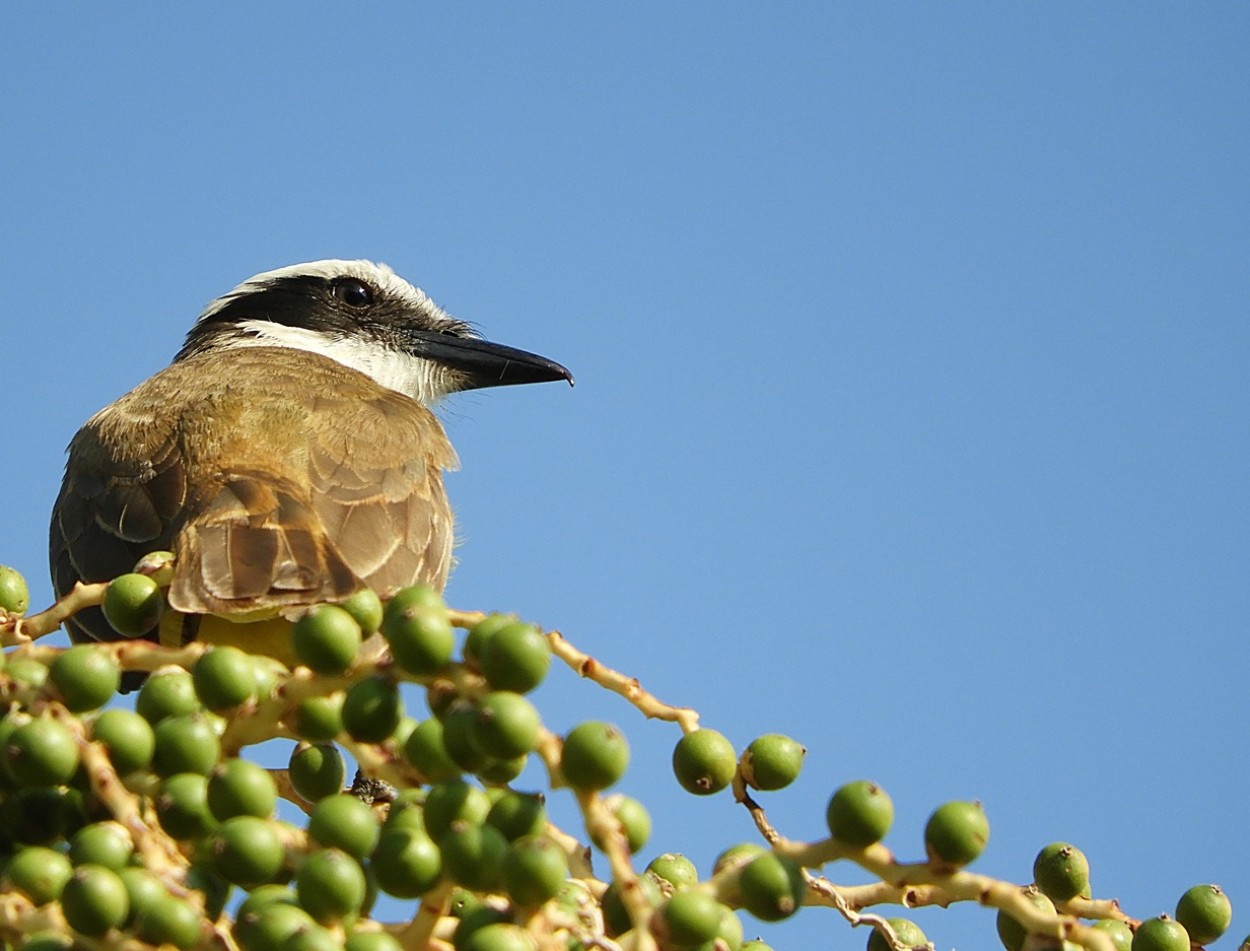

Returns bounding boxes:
[2,5,1247,948]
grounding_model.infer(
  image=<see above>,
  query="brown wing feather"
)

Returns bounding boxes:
[50,347,456,646]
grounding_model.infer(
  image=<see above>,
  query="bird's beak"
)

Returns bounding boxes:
[412,332,574,390]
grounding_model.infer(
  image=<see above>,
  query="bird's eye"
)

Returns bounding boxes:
[333,278,373,308]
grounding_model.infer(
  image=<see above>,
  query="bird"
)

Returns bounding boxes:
[49,259,572,666]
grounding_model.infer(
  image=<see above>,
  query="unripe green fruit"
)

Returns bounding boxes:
[476,752,528,785]
[440,702,490,773]
[60,864,130,937]
[68,821,133,870]
[867,918,927,951]
[346,931,403,951]
[591,794,651,854]
[561,721,629,790]
[90,708,155,776]
[296,847,367,923]
[924,800,989,868]
[292,694,345,742]
[826,780,894,847]
[647,852,699,890]
[152,713,221,776]
[1132,915,1190,951]
[234,885,301,948]
[441,822,508,891]
[155,772,216,839]
[340,588,384,635]
[118,866,165,924]
[101,572,164,637]
[381,788,429,834]
[486,790,547,842]
[462,613,515,671]
[672,729,737,796]
[289,742,347,803]
[1032,842,1090,902]
[19,934,73,951]
[5,656,47,687]
[502,835,568,907]
[133,892,203,950]
[211,815,286,887]
[1175,884,1232,945]
[193,646,257,711]
[207,756,278,820]
[478,621,551,694]
[6,845,73,905]
[4,718,80,787]
[237,902,316,951]
[371,828,442,898]
[294,604,362,675]
[995,887,1056,951]
[738,852,805,922]
[658,891,725,947]
[423,779,491,841]
[601,875,663,936]
[49,645,121,712]
[341,675,403,743]
[0,564,30,614]
[308,793,381,859]
[1090,919,1134,951]
[460,923,537,951]
[741,942,776,951]
[382,587,454,676]
[136,668,200,723]
[403,717,462,783]
[741,734,805,791]
[471,691,541,760]
[186,864,231,920]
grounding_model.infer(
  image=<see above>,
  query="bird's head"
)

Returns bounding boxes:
[176,259,573,405]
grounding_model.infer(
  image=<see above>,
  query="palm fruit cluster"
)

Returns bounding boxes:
[0,561,1239,951]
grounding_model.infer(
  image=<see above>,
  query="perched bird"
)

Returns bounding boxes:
[49,259,572,663]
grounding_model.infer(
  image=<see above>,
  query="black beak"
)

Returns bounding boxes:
[413,331,574,390]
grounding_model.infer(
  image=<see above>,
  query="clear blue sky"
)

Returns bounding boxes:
[2,5,1247,948]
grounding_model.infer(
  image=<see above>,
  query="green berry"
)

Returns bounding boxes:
[561,721,629,790]
[236,902,315,951]
[193,646,257,712]
[440,822,508,891]
[1090,919,1134,951]
[49,645,120,711]
[868,918,927,951]
[341,675,402,743]
[60,864,130,937]
[4,717,80,787]
[741,734,805,791]
[460,923,537,951]
[738,852,805,922]
[340,588,384,635]
[152,713,221,776]
[646,852,699,890]
[346,932,402,951]
[996,887,1056,951]
[308,794,380,859]
[423,779,491,841]
[471,691,541,760]
[288,742,347,803]
[1132,915,1191,951]
[186,863,231,919]
[90,709,155,776]
[478,621,550,694]
[0,564,30,614]
[591,794,651,854]
[1175,884,1232,945]
[382,587,454,675]
[6,656,48,688]
[826,780,894,847]
[292,694,344,742]
[371,828,442,898]
[296,847,367,923]
[440,702,490,773]
[924,800,989,868]
[155,772,216,839]
[463,613,514,671]
[6,845,73,905]
[1033,842,1090,902]
[207,757,278,820]
[487,790,547,842]
[19,934,73,951]
[659,891,724,946]
[502,834,568,907]
[672,729,736,796]
[136,668,200,723]
[381,788,429,834]
[234,885,301,948]
[132,890,203,949]
[402,717,461,783]
[601,875,662,937]
[292,604,362,675]
[475,753,527,785]
[211,815,286,887]
[101,573,164,637]
[68,821,133,869]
